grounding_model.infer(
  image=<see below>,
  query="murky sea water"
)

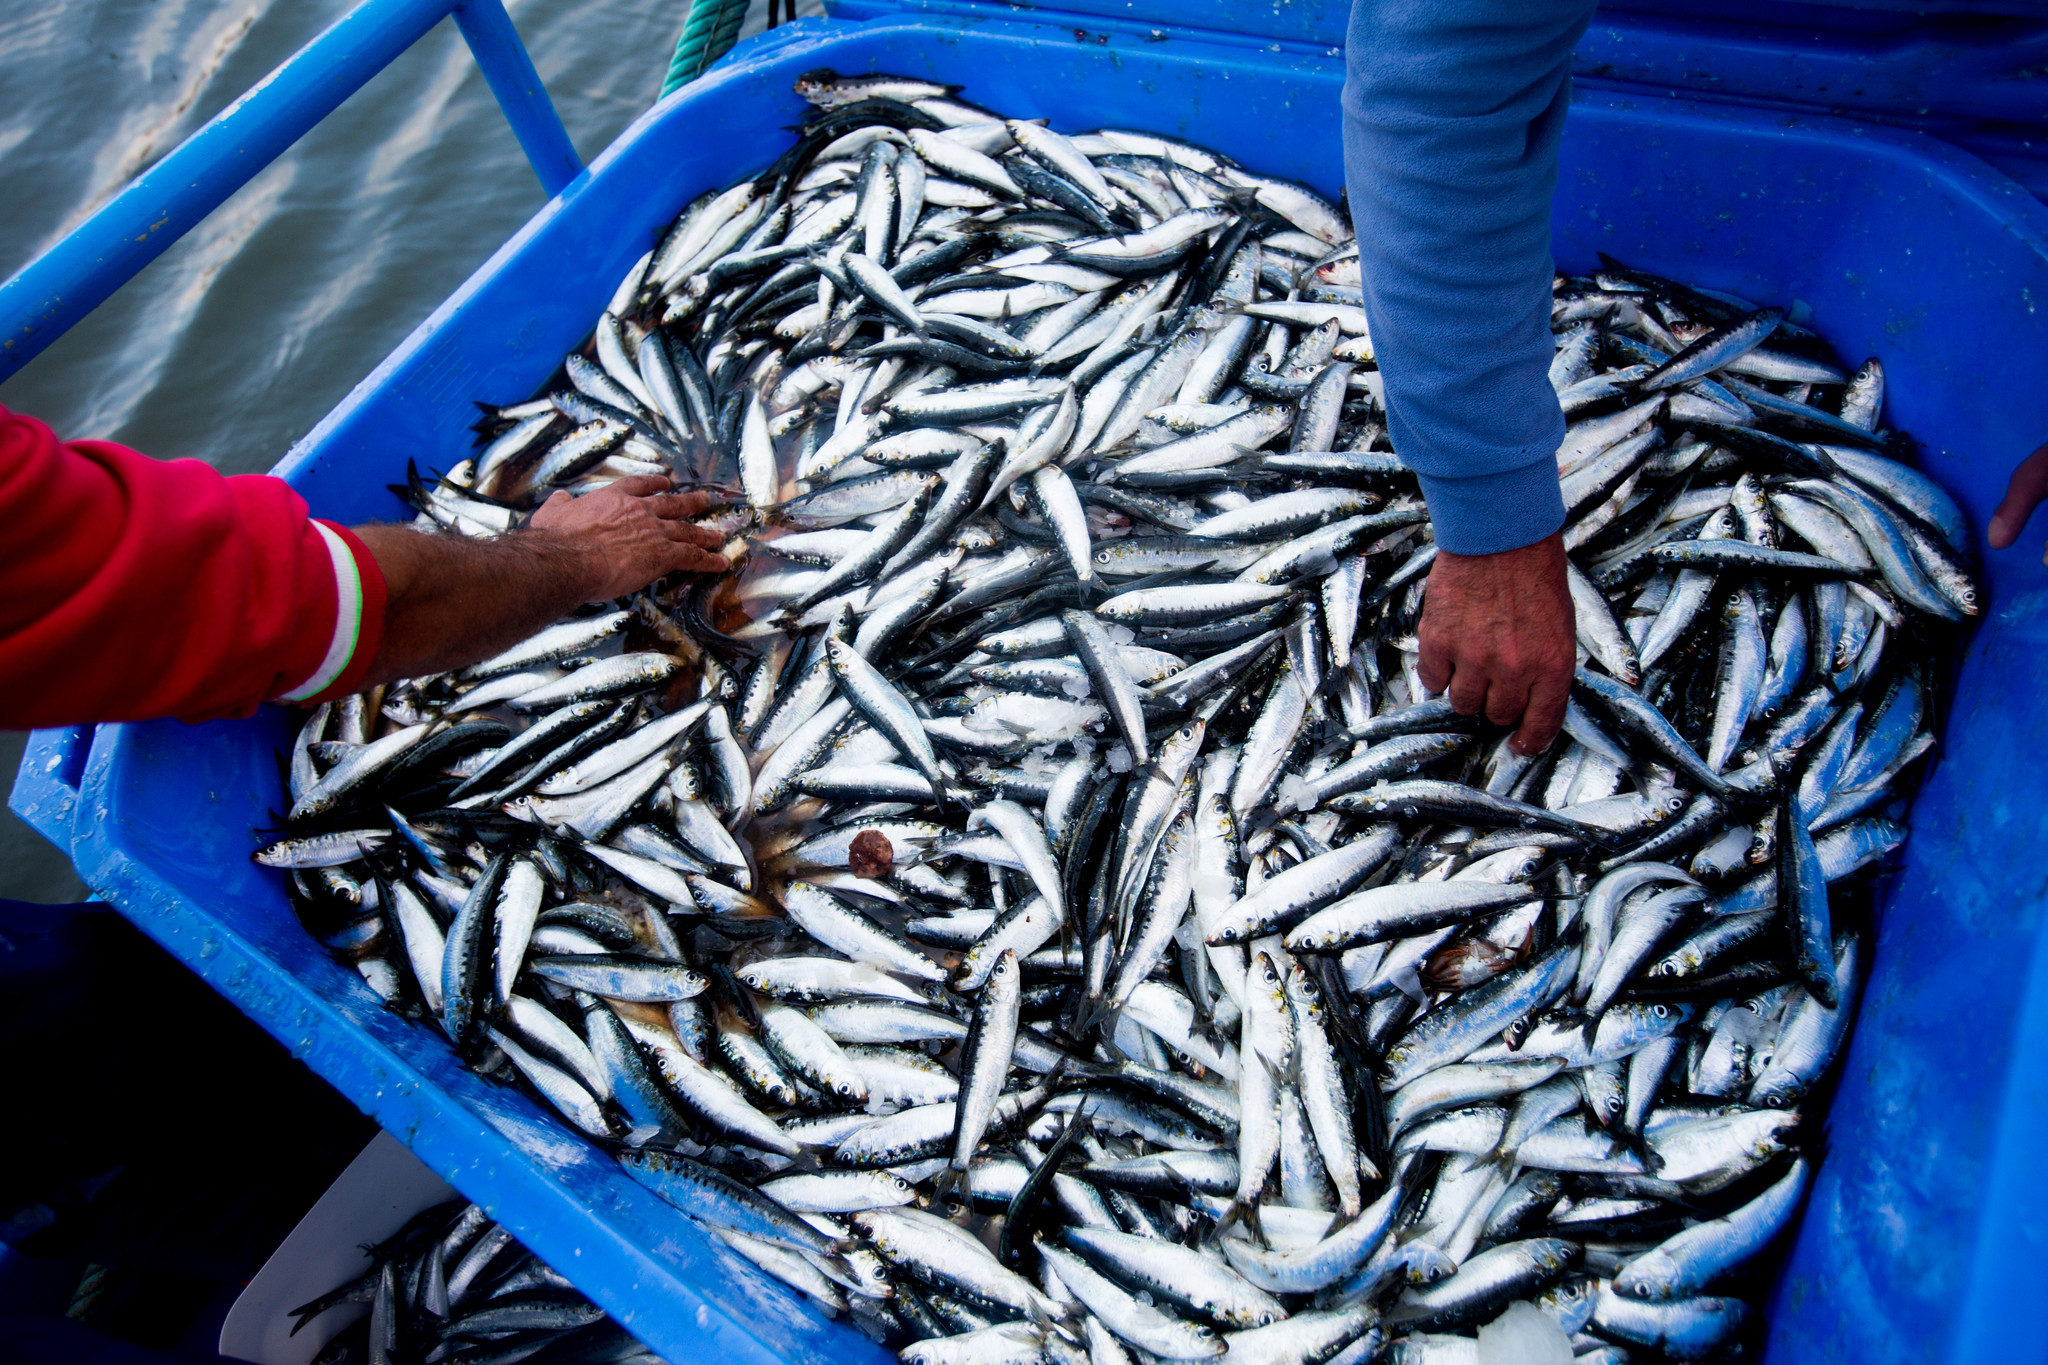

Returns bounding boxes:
[0,0,799,900]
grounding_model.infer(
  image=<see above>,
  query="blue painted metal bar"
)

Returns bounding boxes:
[451,0,583,196]
[0,0,580,383]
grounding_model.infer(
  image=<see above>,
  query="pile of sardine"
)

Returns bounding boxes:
[288,1198,663,1365]
[258,70,1977,1365]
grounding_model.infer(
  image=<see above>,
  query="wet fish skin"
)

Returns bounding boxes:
[950,948,1022,1182]
[263,83,1978,1363]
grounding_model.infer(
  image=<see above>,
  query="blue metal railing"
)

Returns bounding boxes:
[0,0,583,383]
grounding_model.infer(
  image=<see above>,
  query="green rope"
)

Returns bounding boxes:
[661,0,754,98]
[710,0,750,70]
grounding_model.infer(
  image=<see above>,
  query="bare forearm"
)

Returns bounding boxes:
[352,524,605,685]
[345,477,728,689]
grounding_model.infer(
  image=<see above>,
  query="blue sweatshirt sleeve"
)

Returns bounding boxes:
[1341,0,1597,556]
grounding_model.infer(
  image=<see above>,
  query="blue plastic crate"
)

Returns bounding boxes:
[13,6,2048,1363]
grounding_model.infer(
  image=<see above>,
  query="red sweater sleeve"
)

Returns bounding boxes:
[0,406,387,728]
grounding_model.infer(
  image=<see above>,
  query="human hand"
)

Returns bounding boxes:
[1988,441,2048,564]
[1416,531,1576,756]
[529,475,729,601]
